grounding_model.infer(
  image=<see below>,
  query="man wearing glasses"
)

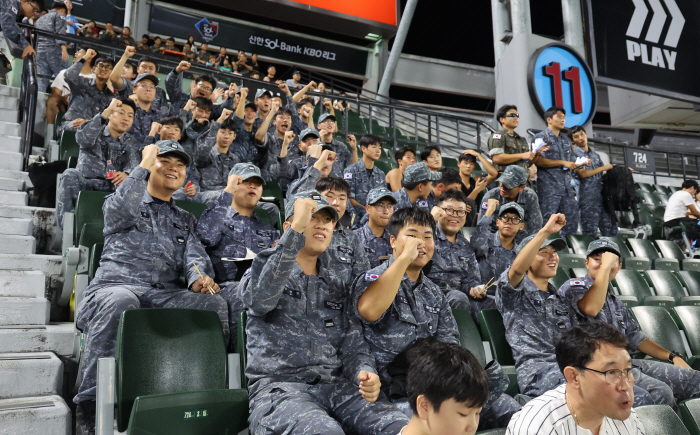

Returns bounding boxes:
[0,0,42,60]
[122,73,161,144]
[507,322,645,435]
[488,105,542,175]
[559,239,700,408]
[355,187,396,268]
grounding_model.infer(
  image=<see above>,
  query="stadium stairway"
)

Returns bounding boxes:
[0,84,72,433]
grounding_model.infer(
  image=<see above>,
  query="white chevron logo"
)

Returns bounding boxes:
[625,0,685,48]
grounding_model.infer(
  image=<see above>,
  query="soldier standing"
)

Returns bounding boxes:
[35,1,69,92]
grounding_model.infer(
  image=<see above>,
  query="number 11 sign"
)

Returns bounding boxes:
[528,43,597,127]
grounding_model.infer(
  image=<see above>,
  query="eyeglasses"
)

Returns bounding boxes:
[198,85,213,92]
[578,365,641,385]
[505,113,519,118]
[137,84,156,90]
[372,203,394,212]
[95,64,113,71]
[441,208,467,217]
[499,216,522,224]
[320,119,336,124]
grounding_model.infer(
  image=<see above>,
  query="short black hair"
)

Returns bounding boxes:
[115,97,136,114]
[106,21,113,25]
[52,1,67,12]
[297,98,314,109]
[167,37,175,42]
[407,339,489,413]
[123,61,137,73]
[360,134,381,149]
[458,152,477,163]
[568,125,586,140]
[93,56,115,68]
[30,0,45,9]
[387,207,436,238]
[316,176,351,197]
[275,108,294,119]
[192,96,213,112]
[682,180,699,190]
[138,56,159,70]
[544,106,566,121]
[395,147,415,163]
[157,114,184,131]
[555,322,631,375]
[267,64,276,71]
[496,104,518,125]
[154,36,161,41]
[420,145,441,161]
[78,48,99,67]
[220,118,238,131]
[195,74,217,90]
[437,167,461,187]
[437,189,468,207]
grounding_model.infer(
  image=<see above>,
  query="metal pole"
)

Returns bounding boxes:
[491,0,510,64]
[376,0,419,103]
[561,0,585,50]
[123,0,132,29]
[510,0,532,34]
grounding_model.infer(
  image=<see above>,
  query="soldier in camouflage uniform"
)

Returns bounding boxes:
[121,73,162,145]
[110,49,168,115]
[316,112,356,177]
[74,142,227,432]
[232,98,263,166]
[240,191,408,434]
[559,239,700,409]
[195,116,240,192]
[344,134,386,219]
[165,60,235,119]
[1,0,41,61]
[56,98,141,228]
[353,207,521,429]
[58,50,117,136]
[393,162,441,211]
[478,165,542,242]
[254,101,302,189]
[533,107,580,238]
[196,164,278,349]
[35,2,68,92]
[488,105,543,174]
[284,127,319,183]
[355,187,395,268]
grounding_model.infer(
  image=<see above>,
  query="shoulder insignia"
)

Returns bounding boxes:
[492,134,502,139]
[572,281,582,285]
[11,6,17,14]
[417,200,428,207]
[481,201,488,210]
[364,272,380,282]
[344,173,352,179]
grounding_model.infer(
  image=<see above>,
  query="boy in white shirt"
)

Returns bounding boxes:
[664,179,700,243]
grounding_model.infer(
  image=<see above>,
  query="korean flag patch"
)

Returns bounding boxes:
[481,201,488,210]
[417,200,428,208]
[364,272,380,282]
[344,173,352,179]
[492,134,502,139]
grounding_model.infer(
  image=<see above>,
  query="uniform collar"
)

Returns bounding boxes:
[362,222,389,240]
[386,256,427,285]
[436,224,466,245]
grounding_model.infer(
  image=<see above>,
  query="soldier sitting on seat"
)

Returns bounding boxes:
[355,187,396,268]
[344,134,387,219]
[74,142,227,435]
[393,162,441,211]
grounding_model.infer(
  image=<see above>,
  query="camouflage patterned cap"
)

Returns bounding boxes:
[229,163,265,185]
[285,190,339,221]
[133,73,159,86]
[255,88,272,99]
[155,140,191,166]
[497,165,529,189]
[586,238,621,258]
[299,128,320,141]
[404,162,441,184]
[514,234,568,255]
[317,112,336,124]
[367,187,397,205]
[499,202,525,220]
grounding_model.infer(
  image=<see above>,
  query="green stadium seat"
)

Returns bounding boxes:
[617,296,640,308]
[54,112,64,140]
[550,267,571,288]
[174,200,207,220]
[636,183,654,193]
[88,243,103,282]
[613,270,654,301]
[112,308,246,432]
[59,130,79,162]
[374,159,396,175]
[676,271,700,297]
[261,181,284,206]
[66,155,77,169]
[630,306,700,369]
[640,191,664,207]
[452,309,486,366]
[569,267,589,278]
[638,206,664,240]
[566,234,594,256]
[650,205,666,219]
[442,157,459,170]
[655,185,672,196]
[558,253,586,271]
[669,186,681,193]
[680,398,700,435]
[635,405,691,435]
[599,236,651,271]
[237,310,248,389]
[78,222,104,249]
[74,191,108,247]
[478,309,515,366]
[670,306,700,357]
[644,270,700,306]
[656,240,700,271]
[365,118,387,136]
[627,238,680,271]
[461,227,476,240]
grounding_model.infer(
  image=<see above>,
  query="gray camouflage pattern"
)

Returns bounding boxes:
[355,222,392,269]
[478,187,542,241]
[393,188,430,211]
[573,147,618,237]
[58,59,116,136]
[164,68,234,119]
[343,160,387,205]
[35,10,68,91]
[428,226,482,308]
[196,122,241,191]
[117,79,168,115]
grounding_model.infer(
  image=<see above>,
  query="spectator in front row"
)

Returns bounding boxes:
[355,187,395,268]
[239,191,409,434]
[506,323,645,435]
[74,143,226,434]
[56,98,140,229]
[421,145,442,172]
[344,134,386,219]
[401,339,489,435]
[664,179,700,244]
[386,147,417,192]
[35,1,69,92]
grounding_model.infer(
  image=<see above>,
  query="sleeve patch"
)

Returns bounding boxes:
[417,200,428,207]
[481,201,489,210]
[492,134,502,139]
[364,272,380,282]
[344,173,352,179]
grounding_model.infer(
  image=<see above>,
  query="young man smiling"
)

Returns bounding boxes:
[344,134,386,219]
[355,187,396,268]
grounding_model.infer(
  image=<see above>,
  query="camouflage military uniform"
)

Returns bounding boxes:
[56,114,141,228]
[574,147,617,237]
[393,188,430,211]
[35,10,68,92]
[353,258,521,429]
[195,122,241,192]
[533,128,579,237]
[126,103,163,145]
[323,138,352,178]
[259,130,299,190]
[343,161,386,216]
[164,68,234,119]
[0,0,30,52]
[560,275,700,407]
[355,222,392,269]
[73,166,229,404]
[329,224,370,286]
[488,128,530,173]
[231,115,263,167]
[117,79,168,116]
[58,59,116,136]
[477,187,542,241]
[240,229,408,434]
[427,226,482,316]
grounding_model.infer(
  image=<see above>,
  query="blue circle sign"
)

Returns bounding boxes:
[527,43,597,127]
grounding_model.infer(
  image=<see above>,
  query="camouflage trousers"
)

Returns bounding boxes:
[219,280,242,351]
[56,169,113,229]
[445,289,499,327]
[248,381,409,435]
[36,49,68,93]
[636,358,700,411]
[73,284,229,404]
[539,194,580,238]
[579,194,618,238]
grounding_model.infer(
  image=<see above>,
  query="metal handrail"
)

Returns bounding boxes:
[16,27,38,170]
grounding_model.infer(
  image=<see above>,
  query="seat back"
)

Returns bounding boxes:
[635,405,690,435]
[680,398,700,435]
[88,243,103,281]
[74,191,108,246]
[613,270,654,298]
[630,306,687,359]
[627,238,661,259]
[655,240,686,261]
[671,306,700,355]
[637,182,654,192]
[478,309,515,366]
[174,200,208,220]
[644,270,686,299]
[550,267,571,288]
[558,254,586,271]
[600,236,635,258]
[59,130,79,161]
[452,309,486,366]
[79,222,104,250]
[116,309,228,432]
[677,271,700,297]
[566,234,594,255]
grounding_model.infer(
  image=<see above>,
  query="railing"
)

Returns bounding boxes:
[14,26,38,170]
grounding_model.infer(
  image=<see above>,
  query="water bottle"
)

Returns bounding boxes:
[105,160,116,180]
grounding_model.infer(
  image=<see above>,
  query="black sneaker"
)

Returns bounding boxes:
[76,400,96,435]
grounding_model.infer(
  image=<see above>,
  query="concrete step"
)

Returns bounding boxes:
[0,134,21,153]
[0,352,63,399]
[0,234,35,254]
[0,254,62,276]
[0,270,45,298]
[0,84,20,98]
[0,109,18,123]
[0,121,20,137]
[0,168,31,189]
[0,96,18,110]
[0,176,24,191]
[0,217,32,235]
[0,297,50,325]
[0,190,27,206]
[0,395,70,435]
[0,150,22,171]
[0,323,74,357]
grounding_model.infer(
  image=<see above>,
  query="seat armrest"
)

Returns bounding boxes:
[227,353,241,390]
[96,357,116,435]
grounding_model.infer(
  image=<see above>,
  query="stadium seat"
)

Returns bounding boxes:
[550,267,571,288]
[645,270,700,306]
[599,236,651,271]
[638,206,664,240]
[566,234,594,256]
[174,200,207,220]
[670,306,700,357]
[261,181,284,206]
[558,253,586,271]
[655,185,672,196]
[627,238,680,271]
[59,130,79,162]
[73,191,108,246]
[78,222,104,250]
[676,271,700,297]
[88,243,103,282]
[237,310,248,388]
[442,157,459,170]
[96,308,246,434]
[656,240,700,271]
[629,306,700,369]
[680,399,700,435]
[636,183,654,193]
[478,309,515,367]
[374,159,396,175]
[568,267,588,278]
[452,309,487,366]
[635,405,691,435]
[54,112,64,139]
[640,191,664,207]
[612,270,655,302]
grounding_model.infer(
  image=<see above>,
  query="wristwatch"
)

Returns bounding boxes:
[668,351,684,363]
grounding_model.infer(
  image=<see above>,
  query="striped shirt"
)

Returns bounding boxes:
[506,384,645,435]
